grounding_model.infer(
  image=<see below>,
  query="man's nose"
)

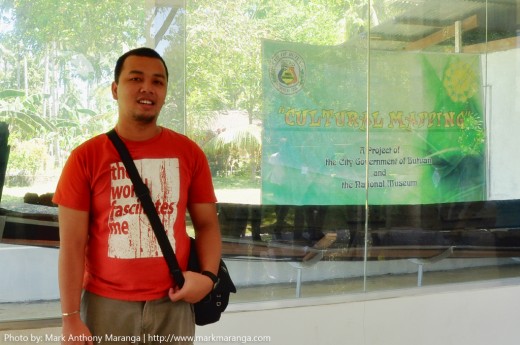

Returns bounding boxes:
[140,81,154,93]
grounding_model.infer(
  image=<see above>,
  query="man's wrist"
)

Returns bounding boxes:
[201,271,219,290]
[62,310,80,317]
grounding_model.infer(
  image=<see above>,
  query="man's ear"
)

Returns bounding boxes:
[111,81,118,100]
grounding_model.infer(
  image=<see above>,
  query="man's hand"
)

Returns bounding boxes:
[61,315,94,345]
[168,271,214,303]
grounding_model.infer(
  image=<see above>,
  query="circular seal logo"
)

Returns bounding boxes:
[269,50,305,95]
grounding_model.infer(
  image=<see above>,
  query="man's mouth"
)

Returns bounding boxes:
[138,99,154,105]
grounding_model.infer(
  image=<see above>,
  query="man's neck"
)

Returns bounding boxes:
[115,122,162,141]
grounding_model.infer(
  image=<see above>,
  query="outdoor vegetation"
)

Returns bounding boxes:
[0,0,395,195]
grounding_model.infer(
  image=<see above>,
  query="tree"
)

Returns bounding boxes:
[0,0,388,184]
[185,0,351,136]
[186,0,357,180]
[0,0,181,171]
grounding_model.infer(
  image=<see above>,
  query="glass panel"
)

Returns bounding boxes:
[186,0,370,301]
[366,0,520,291]
[0,0,186,322]
[1,0,520,326]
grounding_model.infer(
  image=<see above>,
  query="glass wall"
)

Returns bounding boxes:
[1,0,520,325]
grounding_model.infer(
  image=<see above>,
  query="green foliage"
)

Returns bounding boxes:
[0,93,55,137]
[0,0,381,183]
[0,0,149,171]
[185,0,355,132]
[6,137,47,186]
[5,0,145,57]
[185,0,367,179]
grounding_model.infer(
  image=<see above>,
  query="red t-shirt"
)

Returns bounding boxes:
[53,128,217,301]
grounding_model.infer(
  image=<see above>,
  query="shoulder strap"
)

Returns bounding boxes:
[106,129,185,288]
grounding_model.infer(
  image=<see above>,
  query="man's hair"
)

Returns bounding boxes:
[114,47,169,83]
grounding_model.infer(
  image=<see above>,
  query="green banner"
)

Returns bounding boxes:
[261,40,485,205]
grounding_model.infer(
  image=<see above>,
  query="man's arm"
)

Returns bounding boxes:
[190,203,222,274]
[58,205,93,344]
[169,203,221,303]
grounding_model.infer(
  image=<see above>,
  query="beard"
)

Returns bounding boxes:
[132,112,158,124]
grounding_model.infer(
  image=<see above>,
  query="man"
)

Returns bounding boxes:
[53,47,222,345]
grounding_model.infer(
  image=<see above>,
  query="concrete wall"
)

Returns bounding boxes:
[197,278,520,345]
[0,244,59,303]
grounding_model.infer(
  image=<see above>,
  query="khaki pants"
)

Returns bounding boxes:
[81,291,195,345]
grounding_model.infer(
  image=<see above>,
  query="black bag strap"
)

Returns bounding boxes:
[106,129,185,287]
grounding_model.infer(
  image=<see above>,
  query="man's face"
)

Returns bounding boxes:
[111,55,167,124]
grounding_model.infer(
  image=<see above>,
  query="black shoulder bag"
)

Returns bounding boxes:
[106,129,236,326]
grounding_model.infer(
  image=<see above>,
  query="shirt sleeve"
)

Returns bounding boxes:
[52,147,92,211]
